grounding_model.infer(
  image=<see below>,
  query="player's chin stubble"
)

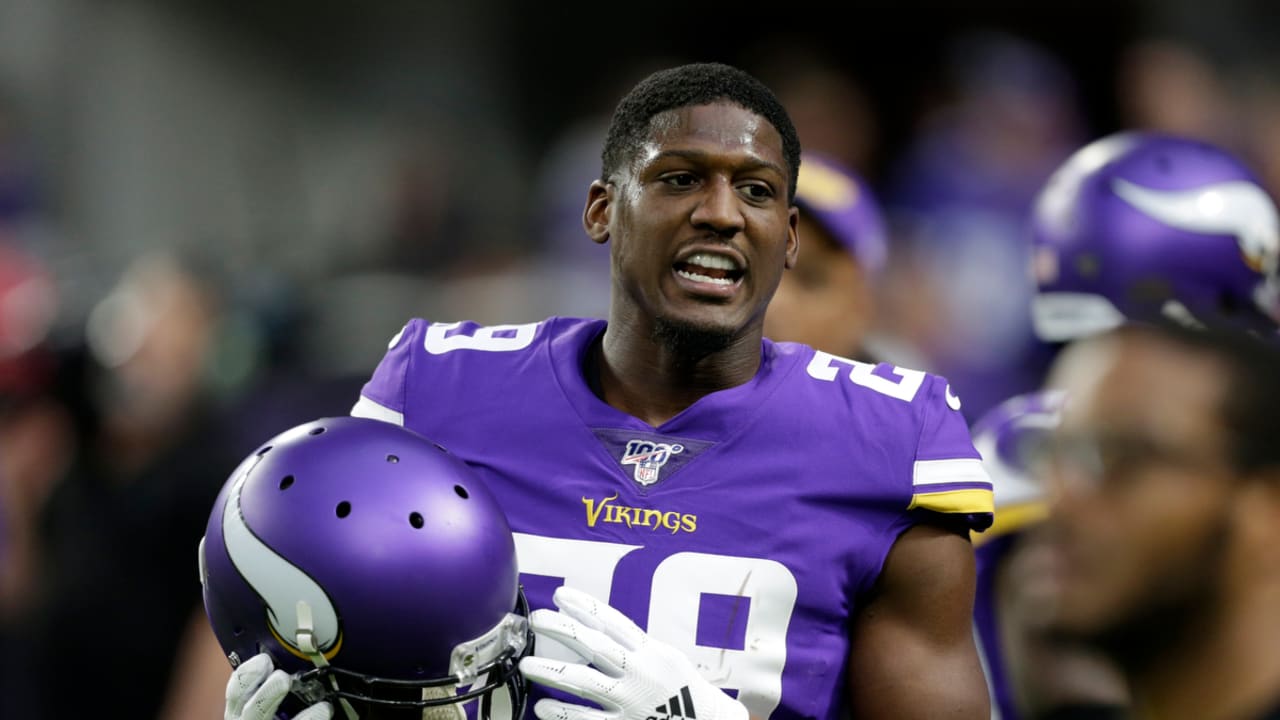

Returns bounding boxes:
[652,314,737,360]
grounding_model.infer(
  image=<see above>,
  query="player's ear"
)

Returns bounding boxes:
[584,179,613,245]
[784,204,800,270]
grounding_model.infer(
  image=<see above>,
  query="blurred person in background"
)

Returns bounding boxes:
[0,242,65,620]
[7,249,236,719]
[970,392,1128,720]
[1042,321,1280,720]
[763,151,888,363]
[884,29,1088,423]
[970,130,1280,720]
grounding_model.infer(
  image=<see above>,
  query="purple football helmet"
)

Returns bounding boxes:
[198,417,530,719]
[1029,131,1280,342]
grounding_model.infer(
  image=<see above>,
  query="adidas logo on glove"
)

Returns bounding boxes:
[648,687,698,720]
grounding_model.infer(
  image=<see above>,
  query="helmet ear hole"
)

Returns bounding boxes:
[454,485,469,499]
[336,501,351,518]
[409,512,424,529]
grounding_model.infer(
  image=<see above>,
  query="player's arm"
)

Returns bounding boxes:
[847,522,989,719]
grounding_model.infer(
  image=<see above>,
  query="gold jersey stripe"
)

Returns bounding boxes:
[907,487,994,515]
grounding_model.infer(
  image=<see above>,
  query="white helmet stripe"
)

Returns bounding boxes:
[222,461,341,653]
[1112,178,1280,272]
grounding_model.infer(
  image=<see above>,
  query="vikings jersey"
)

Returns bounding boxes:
[352,316,993,720]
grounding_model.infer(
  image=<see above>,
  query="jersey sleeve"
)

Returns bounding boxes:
[349,319,423,426]
[907,375,994,532]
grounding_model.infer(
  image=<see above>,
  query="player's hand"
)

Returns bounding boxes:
[519,586,749,720]
[225,652,333,720]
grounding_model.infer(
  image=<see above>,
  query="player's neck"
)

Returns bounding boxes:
[1130,586,1280,720]
[592,319,763,427]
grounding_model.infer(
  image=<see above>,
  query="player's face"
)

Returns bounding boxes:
[1042,333,1235,648]
[592,102,798,340]
[764,215,872,357]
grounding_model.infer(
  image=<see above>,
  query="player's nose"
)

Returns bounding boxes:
[690,177,744,237]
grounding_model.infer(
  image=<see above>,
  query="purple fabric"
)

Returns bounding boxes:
[357,316,990,719]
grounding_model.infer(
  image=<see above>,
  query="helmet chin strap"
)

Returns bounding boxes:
[297,601,361,720]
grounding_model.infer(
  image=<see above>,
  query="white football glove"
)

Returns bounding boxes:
[519,586,749,720]
[225,652,333,720]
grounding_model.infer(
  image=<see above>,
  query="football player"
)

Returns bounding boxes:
[972,130,1280,719]
[1043,321,1280,720]
[225,62,996,719]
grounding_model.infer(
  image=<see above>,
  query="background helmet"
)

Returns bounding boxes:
[199,416,529,719]
[1029,131,1280,342]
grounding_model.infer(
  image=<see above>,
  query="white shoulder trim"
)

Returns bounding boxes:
[912,457,990,488]
[350,396,405,426]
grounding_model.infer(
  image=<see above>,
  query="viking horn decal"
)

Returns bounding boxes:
[222,463,341,659]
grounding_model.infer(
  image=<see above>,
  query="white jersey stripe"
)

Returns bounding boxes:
[350,395,405,426]
[912,457,991,488]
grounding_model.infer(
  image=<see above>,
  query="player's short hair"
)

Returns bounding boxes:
[601,62,802,202]
[1129,321,1280,475]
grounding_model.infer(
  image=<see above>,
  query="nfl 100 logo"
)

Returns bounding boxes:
[621,440,684,486]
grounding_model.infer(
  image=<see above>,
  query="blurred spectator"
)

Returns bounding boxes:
[6,249,235,719]
[884,29,1087,422]
[0,242,68,622]
[1116,38,1243,148]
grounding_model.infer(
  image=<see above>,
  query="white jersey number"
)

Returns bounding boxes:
[806,351,926,402]
[423,321,539,354]
[514,533,797,719]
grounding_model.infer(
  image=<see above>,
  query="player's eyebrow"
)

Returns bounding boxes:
[650,149,787,179]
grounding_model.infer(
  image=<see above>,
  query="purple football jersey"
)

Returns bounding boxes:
[353,316,993,720]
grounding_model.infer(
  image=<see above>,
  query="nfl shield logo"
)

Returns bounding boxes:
[620,440,684,486]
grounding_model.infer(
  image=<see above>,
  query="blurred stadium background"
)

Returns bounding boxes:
[0,0,1277,404]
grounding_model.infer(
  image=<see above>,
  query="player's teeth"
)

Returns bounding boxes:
[677,269,734,285]
[685,253,740,271]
